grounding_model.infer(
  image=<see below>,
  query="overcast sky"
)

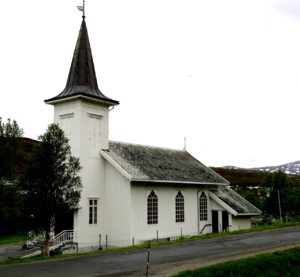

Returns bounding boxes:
[1,0,300,168]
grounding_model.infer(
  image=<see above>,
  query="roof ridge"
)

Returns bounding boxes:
[109,140,185,152]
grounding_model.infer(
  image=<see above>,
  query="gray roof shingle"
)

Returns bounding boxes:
[103,141,261,215]
[212,186,261,215]
[103,141,229,184]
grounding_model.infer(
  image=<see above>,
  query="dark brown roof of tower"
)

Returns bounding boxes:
[45,19,119,105]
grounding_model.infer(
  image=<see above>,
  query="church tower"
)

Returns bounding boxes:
[45,13,119,248]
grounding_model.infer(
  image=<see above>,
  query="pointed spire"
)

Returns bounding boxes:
[45,19,119,106]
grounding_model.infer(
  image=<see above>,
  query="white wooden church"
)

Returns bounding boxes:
[45,14,261,250]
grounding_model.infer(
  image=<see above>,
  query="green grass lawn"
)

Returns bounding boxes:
[174,247,300,277]
[0,233,26,245]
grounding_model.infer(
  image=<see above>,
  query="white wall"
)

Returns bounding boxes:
[130,186,254,244]
[231,217,251,231]
[54,99,110,250]
[130,186,227,243]
[102,160,132,247]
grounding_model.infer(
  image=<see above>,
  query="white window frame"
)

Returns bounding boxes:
[175,191,185,223]
[147,190,158,225]
[199,192,208,221]
[89,198,98,224]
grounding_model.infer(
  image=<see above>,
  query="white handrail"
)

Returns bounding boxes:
[51,230,74,247]
[26,230,46,246]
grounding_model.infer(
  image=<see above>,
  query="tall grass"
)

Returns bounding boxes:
[175,247,300,277]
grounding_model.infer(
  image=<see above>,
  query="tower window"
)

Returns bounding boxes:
[147,191,158,224]
[175,191,184,223]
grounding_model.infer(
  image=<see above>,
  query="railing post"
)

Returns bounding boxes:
[99,234,102,250]
[146,241,151,277]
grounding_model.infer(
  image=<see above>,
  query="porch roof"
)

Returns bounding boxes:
[212,186,261,215]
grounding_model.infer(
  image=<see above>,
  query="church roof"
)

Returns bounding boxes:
[45,19,118,105]
[102,141,229,185]
[102,141,261,215]
[211,186,261,215]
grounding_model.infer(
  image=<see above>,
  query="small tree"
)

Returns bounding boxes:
[0,117,23,182]
[0,118,24,235]
[22,124,82,256]
[261,170,290,217]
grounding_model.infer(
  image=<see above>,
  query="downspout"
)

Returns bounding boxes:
[197,189,200,235]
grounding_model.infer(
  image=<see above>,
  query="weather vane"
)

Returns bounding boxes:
[77,0,86,19]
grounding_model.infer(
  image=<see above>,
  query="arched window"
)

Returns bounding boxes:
[147,191,158,224]
[199,192,208,221]
[175,191,184,223]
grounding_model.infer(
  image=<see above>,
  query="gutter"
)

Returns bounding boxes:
[131,179,228,186]
[197,190,200,235]
[235,213,262,217]
[45,94,119,106]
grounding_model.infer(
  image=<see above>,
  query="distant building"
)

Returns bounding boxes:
[44,15,261,250]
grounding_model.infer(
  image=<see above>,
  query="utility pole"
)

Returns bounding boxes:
[277,189,283,224]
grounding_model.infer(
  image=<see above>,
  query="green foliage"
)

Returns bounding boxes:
[0,185,26,235]
[22,124,82,255]
[235,187,264,211]
[175,247,300,277]
[0,232,26,245]
[262,170,289,192]
[261,170,290,216]
[0,117,23,181]
[0,118,24,235]
[214,167,300,218]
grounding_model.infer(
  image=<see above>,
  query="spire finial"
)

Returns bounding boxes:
[183,136,187,151]
[77,0,86,19]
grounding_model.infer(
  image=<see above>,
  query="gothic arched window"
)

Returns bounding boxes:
[147,191,158,224]
[199,192,208,221]
[175,191,184,223]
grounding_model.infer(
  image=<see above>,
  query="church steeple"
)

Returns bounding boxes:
[45,18,119,106]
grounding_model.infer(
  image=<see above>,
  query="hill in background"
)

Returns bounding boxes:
[211,160,300,189]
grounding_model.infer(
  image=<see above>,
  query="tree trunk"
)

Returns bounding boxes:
[44,230,51,256]
[44,217,55,256]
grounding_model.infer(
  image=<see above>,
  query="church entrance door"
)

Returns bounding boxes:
[212,210,219,233]
[222,211,229,232]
